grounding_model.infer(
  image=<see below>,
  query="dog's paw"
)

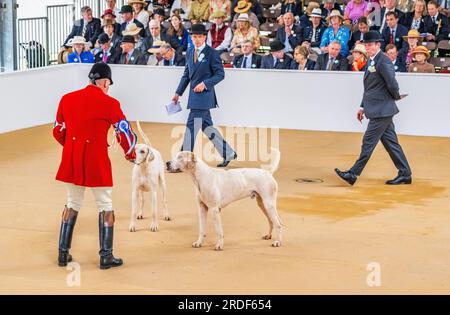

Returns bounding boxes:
[129,224,136,232]
[149,223,159,232]
[262,234,272,240]
[164,215,171,221]
[137,214,144,220]
[214,240,224,251]
[192,241,203,248]
[271,240,281,247]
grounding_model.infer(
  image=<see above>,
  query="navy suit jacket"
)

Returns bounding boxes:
[163,52,186,66]
[176,45,225,110]
[290,59,316,70]
[232,54,262,69]
[63,18,102,47]
[276,24,302,51]
[371,8,405,32]
[361,51,401,119]
[422,14,450,42]
[261,54,293,69]
[381,24,409,55]
[314,53,349,71]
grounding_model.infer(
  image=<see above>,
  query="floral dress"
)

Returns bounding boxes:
[320,26,351,57]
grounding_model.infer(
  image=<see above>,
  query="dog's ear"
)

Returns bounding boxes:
[187,152,197,169]
[146,148,155,163]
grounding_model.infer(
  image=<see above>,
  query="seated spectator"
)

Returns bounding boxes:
[152,8,169,34]
[119,5,146,37]
[299,2,320,29]
[171,0,193,20]
[207,11,233,52]
[385,43,407,72]
[403,29,423,67]
[160,42,187,66]
[167,13,192,51]
[281,0,303,20]
[231,0,260,29]
[439,0,450,16]
[118,35,148,64]
[101,19,121,50]
[101,9,121,36]
[147,40,166,65]
[275,12,302,54]
[67,36,94,63]
[230,0,263,24]
[408,45,436,72]
[320,10,351,57]
[106,0,122,24]
[423,0,449,44]
[141,20,176,55]
[230,13,260,54]
[401,0,427,31]
[209,0,232,21]
[315,40,349,70]
[321,0,343,19]
[299,8,326,54]
[261,40,293,69]
[130,0,150,27]
[63,6,101,49]
[232,39,262,68]
[344,0,370,25]
[290,45,316,70]
[376,0,406,32]
[94,33,120,64]
[348,16,369,50]
[123,23,146,51]
[381,12,408,57]
[350,43,368,71]
[189,0,210,23]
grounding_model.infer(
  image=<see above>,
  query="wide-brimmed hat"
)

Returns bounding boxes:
[234,0,252,14]
[119,5,133,14]
[326,9,344,22]
[270,39,285,52]
[411,45,430,59]
[403,29,423,41]
[120,35,137,44]
[128,0,147,6]
[351,43,368,58]
[67,36,89,46]
[309,8,322,18]
[101,9,116,19]
[148,40,166,53]
[190,23,207,35]
[98,33,111,45]
[362,30,384,43]
[237,13,250,22]
[102,18,115,27]
[210,10,227,19]
[122,23,142,36]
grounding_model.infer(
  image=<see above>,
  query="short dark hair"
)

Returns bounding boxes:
[357,16,368,25]
[385,44,397,52]
[386,11,398,19]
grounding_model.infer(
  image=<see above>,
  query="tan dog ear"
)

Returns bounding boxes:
[189,152,196,163]
[187,152,197,169]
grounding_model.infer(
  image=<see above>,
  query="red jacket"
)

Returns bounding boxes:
[53,85,136,187]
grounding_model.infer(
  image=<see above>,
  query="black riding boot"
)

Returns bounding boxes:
[58,206,78,267]
[99,211,123,270]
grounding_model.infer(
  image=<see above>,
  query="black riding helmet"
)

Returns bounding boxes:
[88,62,113,85]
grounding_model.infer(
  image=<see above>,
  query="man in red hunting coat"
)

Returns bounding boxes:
[53,62,137,270]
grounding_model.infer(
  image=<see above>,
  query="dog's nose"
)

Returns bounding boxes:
[165,161,171,169]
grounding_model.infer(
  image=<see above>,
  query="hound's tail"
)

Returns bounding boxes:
[136,120,152,147]
[265,147,281,174]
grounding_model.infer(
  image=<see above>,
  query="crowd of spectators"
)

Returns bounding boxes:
[60,0,450,73]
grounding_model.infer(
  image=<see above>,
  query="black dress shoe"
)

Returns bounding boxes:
[386,175,412,185]
[217,152,237,168]
[335,168,357,186]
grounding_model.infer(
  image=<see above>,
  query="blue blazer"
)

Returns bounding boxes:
[67,51,94,63]
[176,45,225,110]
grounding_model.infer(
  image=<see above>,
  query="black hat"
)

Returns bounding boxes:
[89,62,113,85]
[362,31,384,43]
[153,8,167,18]
[120,35,136,44]
[98,33,110,45]
[270,40,285,52]
[119,5,133,14]
[190,23,207,35]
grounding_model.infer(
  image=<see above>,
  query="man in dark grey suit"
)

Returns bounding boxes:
[335,31,412,186]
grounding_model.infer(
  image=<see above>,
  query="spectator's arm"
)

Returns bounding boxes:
[215,28,233,51]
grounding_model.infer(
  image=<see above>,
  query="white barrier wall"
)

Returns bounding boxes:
[1,63,450,137]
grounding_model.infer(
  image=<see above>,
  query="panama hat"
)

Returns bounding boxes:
[148,40,166,53]
[128,0,147,5]
[237,13,250,22]
[122,23,142,36]
[309,8,322,18]
[350,43,368,58]
[67,36,89,46]
[234,0,252,14]
[326,9,344,22]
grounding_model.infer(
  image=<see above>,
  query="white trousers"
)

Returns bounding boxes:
[66,184,113,212]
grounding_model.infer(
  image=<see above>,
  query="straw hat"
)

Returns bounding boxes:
[234,0,252,14]
[403,29,423,41]
[309,8,322,18]
[128,0,147,6]
[67,36,89,46]
[148,40,166,54]
[122,23,142,36]
[351,43,368,58]
[411,45,430,59]
[326,9,344,22]
[210,10,228,19]
[237,13,250,22]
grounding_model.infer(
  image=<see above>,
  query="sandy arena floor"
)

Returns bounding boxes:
[0,122,449,294]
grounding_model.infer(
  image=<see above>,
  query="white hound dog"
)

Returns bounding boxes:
[129,121,170,232]
[166,148,282,250]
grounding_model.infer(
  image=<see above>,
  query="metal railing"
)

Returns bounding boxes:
[16,17,49,70]
[47,4,74,64]
[74,0,126,19]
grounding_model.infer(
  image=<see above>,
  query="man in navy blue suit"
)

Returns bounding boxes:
[171,24,237,169]
[380,12,408,58]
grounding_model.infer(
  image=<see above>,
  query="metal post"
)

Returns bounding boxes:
[0,0,18,72]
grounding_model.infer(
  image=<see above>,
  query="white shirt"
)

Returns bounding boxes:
[241,54,253,69]
[206,25,233,51]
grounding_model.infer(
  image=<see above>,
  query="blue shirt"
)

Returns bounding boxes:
[67,51,94,64]
[320,26,351,57]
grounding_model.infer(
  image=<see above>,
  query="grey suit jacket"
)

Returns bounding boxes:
[118,49,147,65]
[361,51,401,119]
